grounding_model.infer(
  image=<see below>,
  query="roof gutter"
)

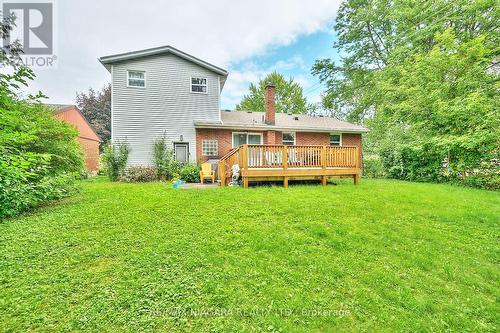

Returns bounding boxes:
[193,121,369,133]
[99,45,228,76]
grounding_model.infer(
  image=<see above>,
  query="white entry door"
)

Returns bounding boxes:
[174,143,189,163]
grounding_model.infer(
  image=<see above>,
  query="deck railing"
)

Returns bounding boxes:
[217,147,241,185]
[218,144,360,186]
[244,145,359,169]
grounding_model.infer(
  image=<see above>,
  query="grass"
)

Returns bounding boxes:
[0,178,499,332]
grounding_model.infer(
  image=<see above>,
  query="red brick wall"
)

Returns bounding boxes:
[196,128,236,163]
[295,132,362,150]
[342,133,362,147]
[265,130,276,144]
[55,107,101,172]
[195,129,363,163]
[77,137,100,171]
[296,132,330,145]
[265,131,283,144]
[275,132,361,148]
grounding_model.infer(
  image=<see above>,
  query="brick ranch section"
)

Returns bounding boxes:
[196,127,362,163]
[53,105,101,171]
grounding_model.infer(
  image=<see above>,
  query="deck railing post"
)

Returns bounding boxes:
[354,146,360,186]
[283,145,288,188]
[321,145,327,186]
[242,145,249,188]
[243,144,248,170]
[218,162,224,186]
[321,146,326,168]
[283,145,288,169]
[355,147,360,169]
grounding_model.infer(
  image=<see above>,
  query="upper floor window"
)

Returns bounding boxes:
[330,134,342,146]
[191,77,207,93]
[127,70,145,87]
[282,132,295,145]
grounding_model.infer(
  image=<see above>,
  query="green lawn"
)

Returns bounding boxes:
[0,179,498,332]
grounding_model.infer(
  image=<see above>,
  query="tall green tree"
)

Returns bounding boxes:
[312,0,499,188]
[372,30,499,183]
[312,0,499,123]
[236,71,310,114]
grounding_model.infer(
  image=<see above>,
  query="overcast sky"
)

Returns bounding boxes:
[15,0,342,109]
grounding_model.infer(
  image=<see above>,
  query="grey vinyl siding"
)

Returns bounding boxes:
[111,53,220,165]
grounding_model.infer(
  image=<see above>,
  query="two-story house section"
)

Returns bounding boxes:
[99,45,228,165]
[100,45,368,167]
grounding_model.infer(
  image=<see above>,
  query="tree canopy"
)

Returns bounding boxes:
[312,0,499,122]
[312,0,499,188]
[76,84,111,147]
[235,71,310,114]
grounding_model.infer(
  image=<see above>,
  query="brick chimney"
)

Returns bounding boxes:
[264,83,276,125]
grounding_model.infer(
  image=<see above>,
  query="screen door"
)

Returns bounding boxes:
[174,143,189,163]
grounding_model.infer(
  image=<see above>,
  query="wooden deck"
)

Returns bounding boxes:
[218,144,361,188]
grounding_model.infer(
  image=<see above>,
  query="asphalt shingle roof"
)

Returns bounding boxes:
[44,104,75,114]
[206,110,368,132]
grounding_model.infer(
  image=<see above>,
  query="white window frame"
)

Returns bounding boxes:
[330,133,343,146]
[231,132,263,148]
[190,77,208,94]
[282,132,296,145]
[201,139,218,156]
[127,70,146,88]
